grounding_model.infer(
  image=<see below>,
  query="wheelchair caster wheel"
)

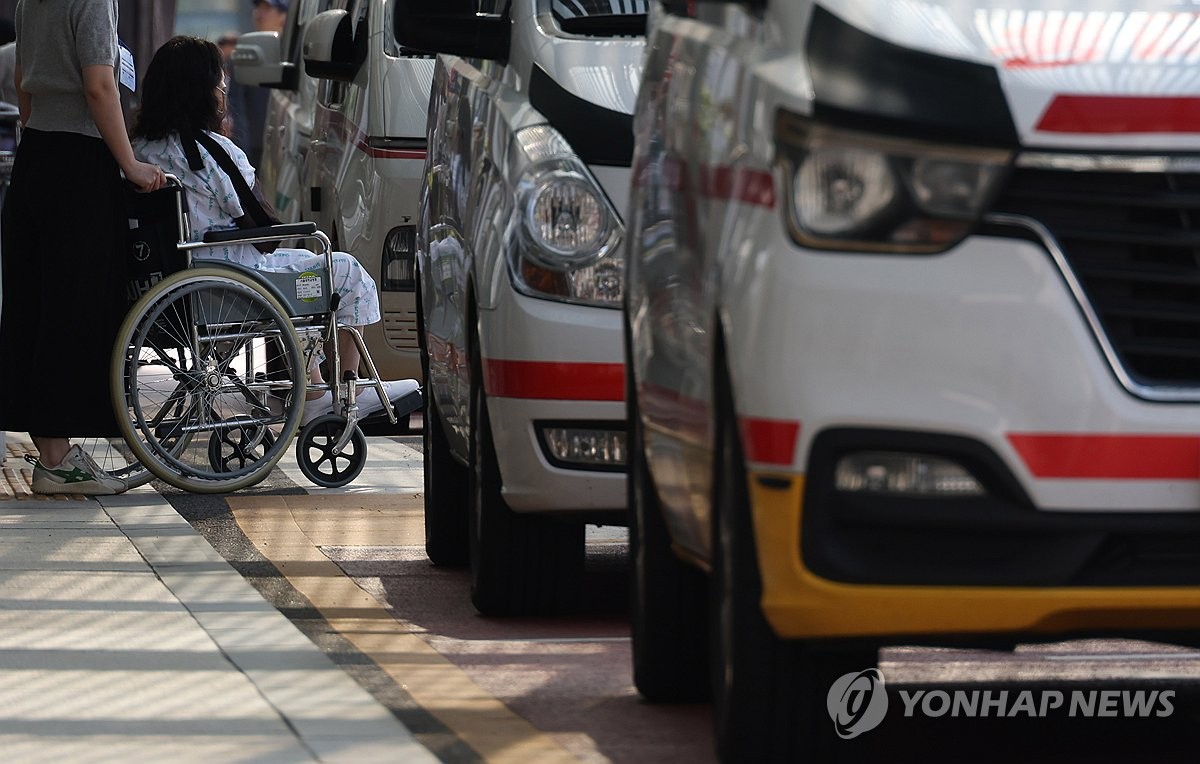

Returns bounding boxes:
[208,416,276,473]
[296,414,367,488]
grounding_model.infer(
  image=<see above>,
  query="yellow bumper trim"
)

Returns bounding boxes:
[750,473,1200,639]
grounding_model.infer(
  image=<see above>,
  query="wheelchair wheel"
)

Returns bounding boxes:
[111,268,307,493]
[207,415,277,473]
[93,341,199,489]
[296,414,367,488]
[77,438,152,489]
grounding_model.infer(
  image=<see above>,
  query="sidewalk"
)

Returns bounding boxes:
[0,434,437,763]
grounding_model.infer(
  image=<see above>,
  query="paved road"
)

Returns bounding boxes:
[162,434,713,764]
[158,433,1200,763]
[863,642,1200,763]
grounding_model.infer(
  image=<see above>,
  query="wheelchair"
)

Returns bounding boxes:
[85,175,421,493]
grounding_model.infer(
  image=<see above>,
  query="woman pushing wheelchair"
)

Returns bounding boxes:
[0,0,165,496]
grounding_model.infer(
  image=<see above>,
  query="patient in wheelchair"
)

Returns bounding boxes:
[130,36,406,425]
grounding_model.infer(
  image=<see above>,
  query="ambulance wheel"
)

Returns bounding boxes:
[467,335,582,616]
[710,357,876,761]
[424,392,470,566]
[627,316,709,702]
[418,283,470,567]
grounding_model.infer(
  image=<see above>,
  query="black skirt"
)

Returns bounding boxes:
[0,128,130,438]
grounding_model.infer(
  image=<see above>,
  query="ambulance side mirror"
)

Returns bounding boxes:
[303,10,360,82]
[232,31,297,90]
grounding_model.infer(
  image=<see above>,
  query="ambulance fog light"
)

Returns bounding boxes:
[380,226,416,292]
[539,425,627,471]
[834,451,983,496]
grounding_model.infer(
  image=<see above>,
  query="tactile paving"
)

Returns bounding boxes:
[1,435,88,501]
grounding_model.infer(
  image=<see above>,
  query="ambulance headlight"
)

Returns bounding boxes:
[524,172,610,266]
[793,147,898,237]
[910,157,1004,217]
[778,110,1011,253]
[510,157,624,308]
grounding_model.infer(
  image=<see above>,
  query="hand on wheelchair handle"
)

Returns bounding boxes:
[125,160,166,193]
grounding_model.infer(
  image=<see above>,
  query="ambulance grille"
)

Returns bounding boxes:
[991,166,1200,388]
[384,310,419,351]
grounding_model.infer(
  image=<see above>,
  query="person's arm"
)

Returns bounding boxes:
[14,62,30,124]
[81,64,164,192]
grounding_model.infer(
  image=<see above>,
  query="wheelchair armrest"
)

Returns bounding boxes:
[202,222,319,244]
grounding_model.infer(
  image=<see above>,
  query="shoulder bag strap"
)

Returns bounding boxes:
[193,131,277,227]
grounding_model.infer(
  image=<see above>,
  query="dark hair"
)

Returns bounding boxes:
[132,36,227,140]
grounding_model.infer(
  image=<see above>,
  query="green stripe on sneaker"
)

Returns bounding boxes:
[45,466,97,484]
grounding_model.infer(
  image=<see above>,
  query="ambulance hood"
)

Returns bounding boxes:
[813,0,1200,149]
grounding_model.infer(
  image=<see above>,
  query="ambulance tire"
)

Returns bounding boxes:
[419,281,470,567]
[423,393,470,566]
[710,359,875,761]
[627,321,710,703]
[468,341,583,616]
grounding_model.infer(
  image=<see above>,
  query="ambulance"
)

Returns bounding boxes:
[391,0,644,615]
[625,1,1200,758]
[301,0,435,381]
[236,0,430,382]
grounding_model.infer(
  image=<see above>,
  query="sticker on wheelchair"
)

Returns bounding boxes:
[296,271,323,302]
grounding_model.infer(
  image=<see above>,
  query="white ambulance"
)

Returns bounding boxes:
[626,1,1200,758]
[236,0,429,383]
[231,0,330,223]
[392,0,644,615]
[301,0,434,381]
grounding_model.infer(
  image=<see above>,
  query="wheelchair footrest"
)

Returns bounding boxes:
[358,388,423,427]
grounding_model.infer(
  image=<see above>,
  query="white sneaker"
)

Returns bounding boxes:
[30,445,127,496]
[351,379,420,417]
[302,391,335,426]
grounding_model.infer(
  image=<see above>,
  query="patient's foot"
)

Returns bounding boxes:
[301,390,335,425]
[350,379,421,416]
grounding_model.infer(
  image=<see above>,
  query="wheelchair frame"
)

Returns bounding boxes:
[109,175,404,492]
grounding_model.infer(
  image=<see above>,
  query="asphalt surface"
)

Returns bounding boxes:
[154,434,1200,764]
[157,435,712,763]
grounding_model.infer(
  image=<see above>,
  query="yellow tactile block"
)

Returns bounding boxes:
[228,495,579,764]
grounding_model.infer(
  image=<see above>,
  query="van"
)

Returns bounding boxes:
[231,0,331,223]
[300,0,433,380]
[625,1,1200,759]
[235,0,426,382]
[391,0,644,615]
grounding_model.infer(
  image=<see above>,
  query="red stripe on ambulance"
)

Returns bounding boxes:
[1037,95,1200,134]
[484,359,625,401]
[1008,433,1200,479]
[740,417,801,466]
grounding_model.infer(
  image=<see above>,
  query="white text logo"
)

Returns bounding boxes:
[898,689,1174,719]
